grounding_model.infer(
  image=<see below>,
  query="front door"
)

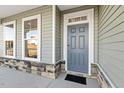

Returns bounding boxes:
[67,23,89,74]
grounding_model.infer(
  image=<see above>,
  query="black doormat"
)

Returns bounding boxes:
[65,74,87,85]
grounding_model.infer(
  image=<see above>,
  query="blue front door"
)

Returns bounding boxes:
[67,23,89,74]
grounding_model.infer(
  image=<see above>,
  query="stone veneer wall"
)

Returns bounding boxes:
[0,57,111,87]
[91,64,112,88]
[0,57,65,79]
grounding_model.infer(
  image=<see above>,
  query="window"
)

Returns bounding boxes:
[22,14,41,61]
[68,16,87,23]
[3,21,16,58]
[5,41,13,56]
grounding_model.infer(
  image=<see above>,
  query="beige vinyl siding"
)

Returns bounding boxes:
[0,24,3,57]
[60,12,64,60]
[94,6,99,63]
[2,5,53,64]
[98,5,124,87]
[55,6,62,62]
[61,5,99,63]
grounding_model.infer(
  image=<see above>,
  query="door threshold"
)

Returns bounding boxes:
[66,71,90,78]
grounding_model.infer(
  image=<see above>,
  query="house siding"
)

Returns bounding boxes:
[2,5,53,64]
[55,6,62,62]
[60,10,63,61]
[61,6,99,63]
[98,5,124,87]
[94,6,99,63]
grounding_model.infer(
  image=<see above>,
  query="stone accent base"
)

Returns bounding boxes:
[0,57,111,87]
[91,64,112,88]
[0,57,62,79]
[91,64,98,79]
[60,61,65,73]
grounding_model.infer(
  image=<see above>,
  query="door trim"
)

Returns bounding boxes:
[63,9,94,75]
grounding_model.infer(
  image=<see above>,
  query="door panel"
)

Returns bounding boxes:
[79,36,85,49]
[67,23,89,73]
[71,36,76,49]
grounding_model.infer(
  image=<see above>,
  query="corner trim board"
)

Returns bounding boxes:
[52,5,56,64]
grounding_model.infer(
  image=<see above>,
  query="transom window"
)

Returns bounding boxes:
[22,14,41,61]
[68,16,87,23]
[3,21,16,58]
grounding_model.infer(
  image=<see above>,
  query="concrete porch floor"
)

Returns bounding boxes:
[0,66,100,88]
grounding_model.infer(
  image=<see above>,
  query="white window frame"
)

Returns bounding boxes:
[3,20,16,58]
[22,14,41,62]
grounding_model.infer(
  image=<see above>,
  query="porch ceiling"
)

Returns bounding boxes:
[0,5,82,19]
[58,5,82,11]
[0,5,41,19]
